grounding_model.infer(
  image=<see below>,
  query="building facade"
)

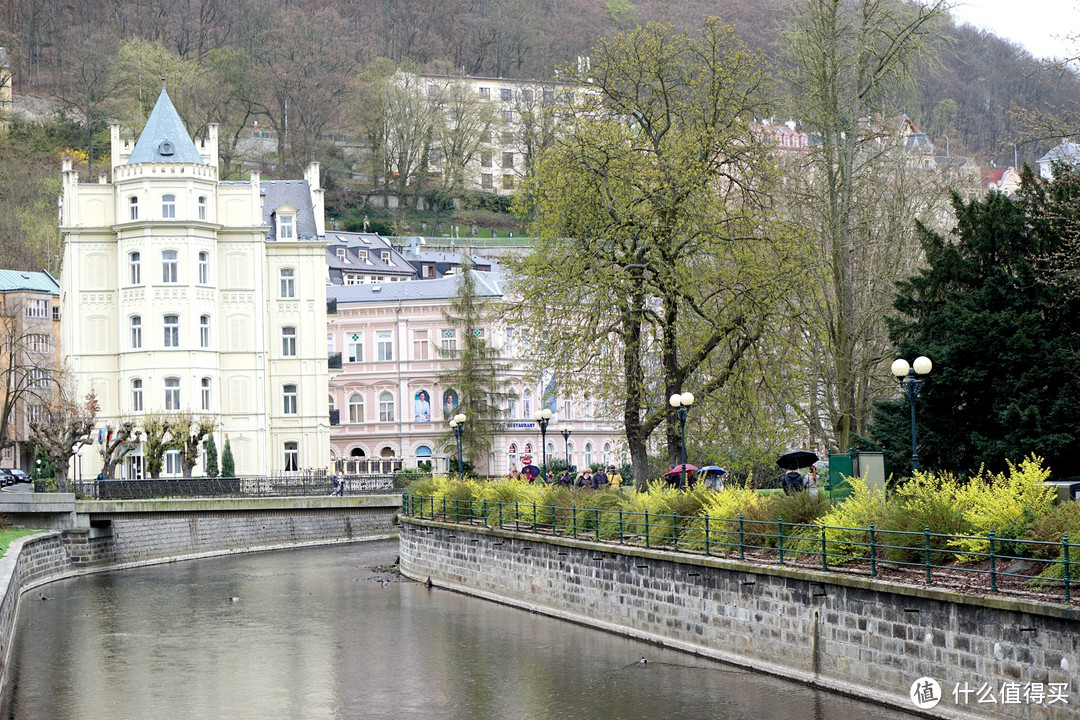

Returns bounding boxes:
[326,273,622,476]
[59,88,330,478]
[0,270,61,472]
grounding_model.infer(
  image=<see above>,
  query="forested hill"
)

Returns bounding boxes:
[1,0,1076,167]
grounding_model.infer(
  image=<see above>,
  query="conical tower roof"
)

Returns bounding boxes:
[127,87,204,165]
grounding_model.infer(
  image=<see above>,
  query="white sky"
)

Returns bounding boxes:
[949,0,1079,59]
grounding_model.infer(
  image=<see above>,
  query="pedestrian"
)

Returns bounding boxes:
[336,470,345,496]
[593,466,607,490]
[781,469,803,495]
[805,465,819,497]
[607,465,623,489]
[577,468,592,489]
[331,470,342,496]
[558,468,572,486]
[545,469,555,484]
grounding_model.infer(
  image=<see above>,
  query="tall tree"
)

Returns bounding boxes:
[437,260,512,465]
[96,419,141,479]
[881,166,1080,478]
[783,0,950,452]
[141,410,172,479]
[221,437,235,477]
[204,434,219,478]
[172,411,216,478]
[511,20,803,487]
[28,387,97,493]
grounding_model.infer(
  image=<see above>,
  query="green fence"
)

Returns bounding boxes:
[401,492,1078,604]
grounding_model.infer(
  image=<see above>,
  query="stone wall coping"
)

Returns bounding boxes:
[402,516,1080,622]
[78,494,403,513]
[0,494,76,514]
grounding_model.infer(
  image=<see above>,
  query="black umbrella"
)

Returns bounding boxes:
[776,450,818,471]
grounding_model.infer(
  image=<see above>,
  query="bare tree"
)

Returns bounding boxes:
[140,410,172,479]
[96,419,141,479]
[28,387,97,493]
[172,410,216,477]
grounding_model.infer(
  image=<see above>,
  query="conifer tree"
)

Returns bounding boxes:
[221,438,235,477]
[204,435,219,478]
[437,258,511,467]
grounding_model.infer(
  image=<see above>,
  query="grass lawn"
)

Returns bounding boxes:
[0,528,39,557]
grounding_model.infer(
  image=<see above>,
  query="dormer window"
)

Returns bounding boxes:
[158,139,174,156]
[381,251,391,264]
[358,249,369,263]
[275,204,297,240]
[337,248,347,262]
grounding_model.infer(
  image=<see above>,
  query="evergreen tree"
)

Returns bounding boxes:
[221,438,235,477]
[204,435,219,478]
[437,258,512,466]
[32,444,54,479]
[878,165,1080,478]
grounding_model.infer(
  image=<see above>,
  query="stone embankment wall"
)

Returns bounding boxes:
[399,518,1078,720]
[0,496,401,695]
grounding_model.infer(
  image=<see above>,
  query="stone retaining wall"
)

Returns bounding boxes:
[398,518,1079,720]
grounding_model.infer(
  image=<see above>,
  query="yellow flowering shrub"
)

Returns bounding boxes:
[950,455,1054,558]
[813,476,888,563]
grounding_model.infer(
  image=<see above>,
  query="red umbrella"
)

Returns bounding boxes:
[665,463,698,476]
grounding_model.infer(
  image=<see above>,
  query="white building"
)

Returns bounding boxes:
[59,87,331,478]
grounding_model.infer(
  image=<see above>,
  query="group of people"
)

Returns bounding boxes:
[508,464,625,489]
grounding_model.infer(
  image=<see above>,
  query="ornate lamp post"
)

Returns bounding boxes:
[533,408,553,478]
[448,413,467,475]
[561,426,572,475]
[668,391,695,488]
[891,356,932,472]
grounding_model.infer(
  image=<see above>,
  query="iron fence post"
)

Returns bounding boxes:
[705,516,710,557]
[645,510,650,549]
[821,526,827,571]
[1064,534,1071,602]
[672,511,679,552]
[595,507,600,542]
[533,502,537,531]
[869,522,877,578]
[778,517,784,565]
[989,530,998,593]
[498,501,503,528]
[481,499,487,526]
[572,507,577,539]
[552,504,557,536]
[619,508,624,545]
[739,514,745,560]
[924,526,932,585]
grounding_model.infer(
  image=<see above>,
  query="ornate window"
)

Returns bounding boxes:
[279,267,295,298]
[162,250,178,283]
[162,194,176,219]
[283,384,298,415]
[163,314,179,347]
[349,393,364,423]
[128,196,139,221]
[200,315,211,348]
[131,378,143,412]
[378,391,395,422]
[164,377,181,410]
[198,251,209,284]
[129,251,141,285]
[130,315,142,349]
[201,377,212,411]
[282,326,297,356]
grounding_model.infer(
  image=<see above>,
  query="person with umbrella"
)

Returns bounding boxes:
[777,450,818,495]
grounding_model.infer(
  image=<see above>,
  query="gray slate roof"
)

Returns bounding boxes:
[0,269,59,294]
[127,89,205,165]
[326,232,414,279]
[1037,141,1080,165]
[327,270,504,304]
[261,181,320,241]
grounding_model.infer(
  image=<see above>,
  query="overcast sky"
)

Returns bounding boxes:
[950,0,1078,59]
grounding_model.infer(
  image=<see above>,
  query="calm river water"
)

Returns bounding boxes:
[3,539,920,720]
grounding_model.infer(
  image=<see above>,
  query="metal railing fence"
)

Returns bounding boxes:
[47,473,422,500]
[401,492,1078,604]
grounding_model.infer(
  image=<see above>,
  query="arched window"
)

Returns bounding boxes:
[603,442,612,465]
[128,196,139,221]
[279,267,295,298]
[129,315,142,349]
[284,441,299,472]
[566,442,575,469]
[281,326,297,356]
[328,394,336,413]
[131,378,143,412]
[547,442,555,457]
[198,251,209,284]
[524,443,532,454]
[380,446,396,458]
[164,377,180,410]
[348,393,364,423]
[162,194,176,219]
[350,447,366,458]
[201,377,212,410]
[129,251,141,285]
[162,250,178,283]
[378,391,395,422]
[563,396,573,420]
[508,388,518,418]
[163,314,179,347]
[283,384,298,415]
[584,442,593,468]
[197,195,207,221]
[200,315,210,348]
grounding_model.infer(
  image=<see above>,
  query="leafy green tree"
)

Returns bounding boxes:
[880,166,1080,478]
[783,0,950,452]
[221,438,236,477]
[204,434,219,478]
[438,259,512,467]
[141,411,173,479]
[511,20,803,487]
[172,411,217,478]
[32,445,54,479]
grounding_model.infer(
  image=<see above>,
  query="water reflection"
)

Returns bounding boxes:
[5,540,919,720]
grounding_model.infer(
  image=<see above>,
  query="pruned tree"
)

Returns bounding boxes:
[96,419,141,479]
[172,411,216,478]
[141,410,173,479]
[28,387,97,493]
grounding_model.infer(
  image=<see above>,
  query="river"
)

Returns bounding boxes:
[3,539,920,719]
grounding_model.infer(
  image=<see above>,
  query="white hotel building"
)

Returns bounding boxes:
[59,88,330,478]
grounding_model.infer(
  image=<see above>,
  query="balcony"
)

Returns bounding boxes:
[328,352,342,370]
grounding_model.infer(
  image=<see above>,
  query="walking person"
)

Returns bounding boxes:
[334,470,345,496]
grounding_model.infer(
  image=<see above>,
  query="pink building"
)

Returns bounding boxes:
[326,272,622,476]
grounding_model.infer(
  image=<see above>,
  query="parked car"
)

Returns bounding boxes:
[0,468,31,486]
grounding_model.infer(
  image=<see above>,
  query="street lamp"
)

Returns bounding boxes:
[561,425,572,476]
[533,408,553,478]
[891,356,932,472]
[668,391,695,488]
[448,413,467,475]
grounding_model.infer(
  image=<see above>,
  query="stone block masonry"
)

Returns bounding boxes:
[399,518,1079,720]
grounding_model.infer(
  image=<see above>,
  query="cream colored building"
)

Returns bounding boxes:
[59,88,330,478]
